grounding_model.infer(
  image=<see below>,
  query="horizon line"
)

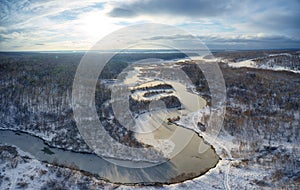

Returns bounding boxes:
[1,48,300,53]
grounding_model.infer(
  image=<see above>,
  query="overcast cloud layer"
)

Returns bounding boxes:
[0,0,299,51]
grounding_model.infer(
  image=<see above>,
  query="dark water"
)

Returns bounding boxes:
[0,129,219,184]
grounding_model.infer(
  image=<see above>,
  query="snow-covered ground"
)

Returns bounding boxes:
[172,108,298,189]
[227,59,300,73]
[224,53,300,74]
[0,144,118,189]
[2,122,297,190]
[1,51,299,189]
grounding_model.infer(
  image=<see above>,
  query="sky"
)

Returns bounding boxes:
[0,0,300,51]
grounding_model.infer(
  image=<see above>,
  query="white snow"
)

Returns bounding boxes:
[226,58,300,74]
[228,60,257,68]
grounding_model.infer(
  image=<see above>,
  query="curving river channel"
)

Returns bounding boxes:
[0,61,219,184]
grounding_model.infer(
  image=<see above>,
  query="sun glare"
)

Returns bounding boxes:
[79,11,121,42]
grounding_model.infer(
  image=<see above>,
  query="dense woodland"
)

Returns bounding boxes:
[1,51,299,149]
[0,51,299,187]
[0,52,187,151]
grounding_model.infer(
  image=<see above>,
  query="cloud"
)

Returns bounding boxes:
[108,0,236,18]
[0,0,299,50]
[0,0,121,51]
[0,0,106,27]
[107,0,300,38]
[251,12,300,37]
[143,34,300,49]
[231,0,300,38]
[108,7,137,18]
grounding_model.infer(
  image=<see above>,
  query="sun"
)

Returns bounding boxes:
[79,10,121,42]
